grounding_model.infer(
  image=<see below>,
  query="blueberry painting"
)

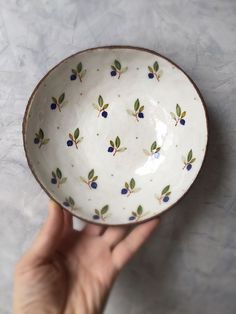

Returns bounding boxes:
[127,99,145,121]
[143,141,161,158]
[67,128,83,149]
[170,104,186,126]
[183,149,196,170]
[51,168,67,188]
[93,205,109,221]
[70,62,86,82]
[110,59,128,79]
[155,185,171,204]
[80,169,98,189]
[63,196,75,210]
[108,136,127,156]
[148,61,163,81]
[121,178,141,197]
[92,95,109,118]
[129,205,146,222]
[50,93,65,112]
[34,128,50,148]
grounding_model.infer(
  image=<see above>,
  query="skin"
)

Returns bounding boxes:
[14,200,159,314]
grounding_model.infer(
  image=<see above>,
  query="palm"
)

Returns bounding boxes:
[14,202,159,314]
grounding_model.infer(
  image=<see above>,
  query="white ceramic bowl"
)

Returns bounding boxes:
[23,46,208,225]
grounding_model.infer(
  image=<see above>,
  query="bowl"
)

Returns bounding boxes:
[23,46,208,225]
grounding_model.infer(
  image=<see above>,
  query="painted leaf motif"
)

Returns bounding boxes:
[115,136,121,148]
[39,129,44,139]
[181,111,186,118]
[132,211,137,217]
[80,69,86,78]
[77,62,82,73]
[162,185,170,195]
[56,168,62,179]
[139,105,144,112]
[74,128,80,140]
[148,66,153,73]
[101,205,109,215]
[42,139,50,145]
[58,93,65,104]
[103,103,109,110]
[187,150,193,162]
[134,99,140,111]
[95,209,100,216]
[155,147,161,153]
[125,182,129,189]
[110,140,114,148]
[122,66,128,73]
[52,171,56,178]
[190,157,196,164]
[151,141,157,152]
[72,69,77,76]
[130,178,135,190]
[114,60,121,70]
[69,197,75,206]
[88,169,94,180]
[52,96,57,104]
[176,104,181,117]
[170,112,176,120]
[60,177,67,184]
[98,95,103,107]
[153,61,159,72]
[117,147,127,152]
[165,191,171,196]
[69,133,73,141]
[93,176,98,181]
[111,65,116,71]
[137,205,143,215]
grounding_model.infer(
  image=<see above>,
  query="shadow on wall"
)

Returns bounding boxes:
[109,103,226,313]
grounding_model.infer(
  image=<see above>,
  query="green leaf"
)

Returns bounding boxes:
[103,103,109,110]
[98,95,103,107]
[74,128,80,140]
[58,93,65,104]
[39,128,44,139]
[110,140,114,148]
[115,136,121,148]
[69,197,75,206]
[134,99,140,111]
[88,169,95,180]
[92,176,98,181]
[117,147,127,152]
[176,104,181,117]
[60,177,67,184]
[137,205,143,215]
[190,157,196,164]
[69,133,74,141]
[72,69,77,76]
[132,211,137,217]
[52,96,57,104]
[151,141,157,152]
[52,171,56,178]
[77,62,82,73]
[101,205,109,215]
[121,66,128,73]
[80,69,86,78]
[56,168,62,179]
[125,182,129,189]
[153,61,159,72]
[162,185,170,195]
[139,105,144,112]
[148,66,153,73]
[155,147,161,153]
[114,60,121,70]
[181,111,186,118]
[111,65,116,71]
[95,209,100,216]
[42,138,50,145]
[130,178,135,189]
[187,150,193,162]
[170,112,176,120]
[165,191,171,196]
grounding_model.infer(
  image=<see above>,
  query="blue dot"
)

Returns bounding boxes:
[129,216,135,221]
[51,178,57,184]
[111,70,117,76]
[138,112,144,118]
[70,74,77,80]
[67,140,73,147]
[63,201,69,207]
[34,138,40,144]
[93,214,100,220]
[180,119,185,125]
[187,164,192,171]
[148,73,154,79]
[91,182,97,189]
[163,196,169,202]
[108,146,114,153]
[154,152,160,159]
[121,188,128,195]
[50,103,57,110]
[102,111,108,118]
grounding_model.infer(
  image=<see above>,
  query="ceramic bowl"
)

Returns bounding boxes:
[23,46,208,225]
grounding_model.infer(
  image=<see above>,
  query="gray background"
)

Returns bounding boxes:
[0,0,236,313]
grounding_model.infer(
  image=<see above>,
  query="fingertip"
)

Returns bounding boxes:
[48,199,62,212]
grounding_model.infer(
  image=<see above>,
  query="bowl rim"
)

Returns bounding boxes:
[22,45,209,226]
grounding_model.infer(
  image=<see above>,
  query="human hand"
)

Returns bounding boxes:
[14,200,159,314]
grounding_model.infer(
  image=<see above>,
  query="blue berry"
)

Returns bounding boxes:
[154,152,160,159]
[70,74,76,80]
[129,216,135,221]
[108,146,114,153]
[111,70,117,76]
[148,73,154,79]
[180,119,185,125]
[67,140,73,147]
[51,178,57,184]
[163,196,169,202]
[63,201,69,207]
[93,214,100,220]
[121,188,128,195]
[187,164,192,171]
[138,112,144,119]
[50,103,57,110]
[34,138,40,144]
[91,182,97,189]
[102,111,108,118]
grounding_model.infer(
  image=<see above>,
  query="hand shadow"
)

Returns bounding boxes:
[106,104,226,313]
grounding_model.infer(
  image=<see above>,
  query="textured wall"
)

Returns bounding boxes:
[0,1,236,313]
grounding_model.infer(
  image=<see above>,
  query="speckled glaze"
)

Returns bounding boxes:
[23,46,208,225]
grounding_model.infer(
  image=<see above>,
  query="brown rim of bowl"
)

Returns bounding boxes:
[22,45,209,226]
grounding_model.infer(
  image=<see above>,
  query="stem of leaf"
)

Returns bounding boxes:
[175,118,179,126]
[57,181,60,188]
[183,163,187,170]
[135,113,139,122]
[118,71,121,79]
[154,72,159,81]
[57,103,61,112]
[78,74,82,82]
[39,141,43,149]
[74,140,78,149]
[113,149,117,156]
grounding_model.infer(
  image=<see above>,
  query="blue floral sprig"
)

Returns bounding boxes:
[129,205,147,222]
[93,95,109,118]
[80,169,98,189]
[148,61,163,81]
[170,104,186,126]
[51,168,67,188]
[63,196,75,210]
[34,128,50,148]
[70,62,86,82]
[50,93,65,111]
[121,178,141,197]
[155,185,171,204]
[183,149,196,170]
[93,205,109,221]
[67,128,83,149]
[110,59,128,79]
[108,136,127,156]
[143,141,161,158]
[127,98,144,121]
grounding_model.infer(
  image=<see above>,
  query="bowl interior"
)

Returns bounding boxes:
[23,47,208,225]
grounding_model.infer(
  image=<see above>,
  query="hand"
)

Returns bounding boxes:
[14,200,159,314]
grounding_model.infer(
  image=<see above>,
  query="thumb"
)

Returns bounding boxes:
[20,200,64,267]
